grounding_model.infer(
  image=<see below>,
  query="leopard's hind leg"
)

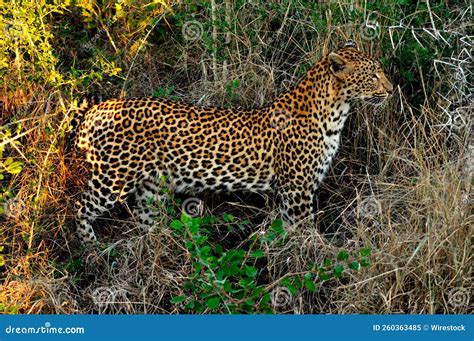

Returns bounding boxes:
[75,167,133,243]
[131,176,166,232]
[76,182,118,243]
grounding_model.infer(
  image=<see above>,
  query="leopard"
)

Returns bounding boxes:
[71,41,393,243]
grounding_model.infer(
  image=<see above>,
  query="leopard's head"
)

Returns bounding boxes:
[328,41,393,105]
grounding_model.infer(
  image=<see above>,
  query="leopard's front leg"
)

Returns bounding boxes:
[277,180,315,226]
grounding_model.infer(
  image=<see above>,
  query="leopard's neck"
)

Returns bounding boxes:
[303,58,351,127]
[271,57,351,134]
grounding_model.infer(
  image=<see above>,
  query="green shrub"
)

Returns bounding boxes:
[170,213,372,313]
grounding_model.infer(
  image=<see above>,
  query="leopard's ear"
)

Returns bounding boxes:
[328,52,353,76]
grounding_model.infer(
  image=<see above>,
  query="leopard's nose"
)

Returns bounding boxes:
[386,81,394,95]
[382,75,394,95]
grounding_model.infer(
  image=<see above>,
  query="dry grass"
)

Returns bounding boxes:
[1,1,472,314]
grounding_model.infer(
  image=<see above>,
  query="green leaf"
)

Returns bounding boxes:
[304,273,316,292]
[206,297,221,310]
[223,213,235,222]
[337,250,349,261]
[294,276,302,289]
[187,218,201,234]
[185,300,195,310]
[360,247,372,257]
[318,267,330,281]
[170,220,183,230]
[271,219,283,229]
[251,250,263,258]
[239,278,255,288]
[245,266,258,278]
[193,235,208,245]
[254,286,265,297]
[180,213,190,224]
[199,245,211,256]
[324,258,332,267]
[260,293,271,306]
[360,257,371,268]
[228,264,240,276]
[333,264,344,278]
[195,301,205,313]
[170,295,186,304]
[200,283,213,293]
[223,281,232,293]
[5,159,23,174]
[208,215,217,224]
[319,273,331,281]
[348,261,360,271]
[281,278,298,295]
[214,244,223,255]
[8,305,18,314]
[285,284,298,295]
